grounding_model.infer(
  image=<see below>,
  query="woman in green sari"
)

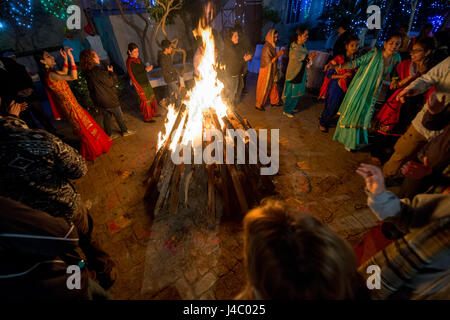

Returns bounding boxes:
[282,28,317,118]
[332,32,402,151]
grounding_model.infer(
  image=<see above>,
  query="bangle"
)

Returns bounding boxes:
[64,64,69,68]
[70,65,77,70]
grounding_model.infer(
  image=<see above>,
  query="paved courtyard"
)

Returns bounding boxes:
[65,74,378,299]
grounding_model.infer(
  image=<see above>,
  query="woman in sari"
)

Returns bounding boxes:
[255,29,284,111]
[318,34,359,132]
[282,28,317,118]
[332,32,402,151]
[36,48,112,161]
[126,43,158,122]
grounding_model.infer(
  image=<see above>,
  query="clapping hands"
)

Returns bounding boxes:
[356,163,386,195]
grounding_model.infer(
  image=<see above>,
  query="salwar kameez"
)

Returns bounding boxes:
[332,48,401,150]
[282,42,309,114]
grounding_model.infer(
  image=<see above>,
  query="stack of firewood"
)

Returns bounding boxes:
[144,105,277,224]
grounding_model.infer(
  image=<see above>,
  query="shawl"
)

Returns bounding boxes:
[285,42,308,82]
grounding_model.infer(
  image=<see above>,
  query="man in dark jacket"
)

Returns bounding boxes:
[83,50,135,139]
[0,56,56,134]
[0,196,112,300]
[222,28,252,108]
[158,40,181,109]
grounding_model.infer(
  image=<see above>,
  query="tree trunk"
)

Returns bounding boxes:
[408,0,419,33]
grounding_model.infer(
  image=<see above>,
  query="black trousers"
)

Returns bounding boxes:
[100,107,128,136]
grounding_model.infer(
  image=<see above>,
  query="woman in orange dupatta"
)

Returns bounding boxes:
[126,43,158,122]
[37,48,112,161]
[255,29,284,111]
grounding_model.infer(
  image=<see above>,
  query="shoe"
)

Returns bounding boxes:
[255,106,265,111]
[293,109,300,114]
[144,119,156,123]
[319,124,328,133]
[83,241,117,290]
[122,130,136,137]
[271,102,283,107]
[345,147,352,152]
[153,113,161,117]
[110,133,120,140]
[283,112,294,118]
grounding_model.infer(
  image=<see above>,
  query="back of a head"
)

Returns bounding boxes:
[242,200,367,300]
[161,39,172,51]
[79,49,96,71]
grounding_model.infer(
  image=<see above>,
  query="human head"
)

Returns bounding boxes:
[80,49,99,71]
[344,34,359,57]
[295,27,308,45]
[65,29,74,39]
[240,199,367,300]
[265,29,278,47]
[35,50,56,69]
[127,43,139,58]
[231,31,239,45]
[398,24,408,35]
[383,31,402,55]
[410,37,435,65]
[161,39,173,54]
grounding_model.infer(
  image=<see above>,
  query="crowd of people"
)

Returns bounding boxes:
[0,18,448,300]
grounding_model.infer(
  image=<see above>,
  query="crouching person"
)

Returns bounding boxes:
[357,164,450,299]
[80,49,135,139]
[236,199,369,299]
[0,197,112,300]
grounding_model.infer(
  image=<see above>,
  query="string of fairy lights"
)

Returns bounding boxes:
[40,0,73,20]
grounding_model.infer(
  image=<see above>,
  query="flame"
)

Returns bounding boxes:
[157,24,230,152]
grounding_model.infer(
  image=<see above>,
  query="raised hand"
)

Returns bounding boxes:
[60,49,68,60]
[244,54,253,62]
[66,47,74,59]
[396,88,416,103]
[308,51,318,60]
[107,65,114,72]
[356,163,386,195]
[145,65,153,72]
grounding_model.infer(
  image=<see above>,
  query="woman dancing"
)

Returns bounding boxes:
[36,48,112,161]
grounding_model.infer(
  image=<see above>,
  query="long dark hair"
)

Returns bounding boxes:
[414,37,436,69]
[341,34,359,62]
[33,50,50,88]
[291,27,307,44]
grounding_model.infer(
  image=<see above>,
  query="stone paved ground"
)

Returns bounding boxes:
[67,74,378,299]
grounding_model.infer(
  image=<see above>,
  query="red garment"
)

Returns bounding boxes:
[318,56,355,99]
[375,60,433,136]
[45,71,112,161]
[126,57,157,122]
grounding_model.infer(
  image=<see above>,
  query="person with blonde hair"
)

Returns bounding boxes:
[255,29,284,111]
[236,199,368,300]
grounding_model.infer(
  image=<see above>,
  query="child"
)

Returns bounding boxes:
[319,34,359,132]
